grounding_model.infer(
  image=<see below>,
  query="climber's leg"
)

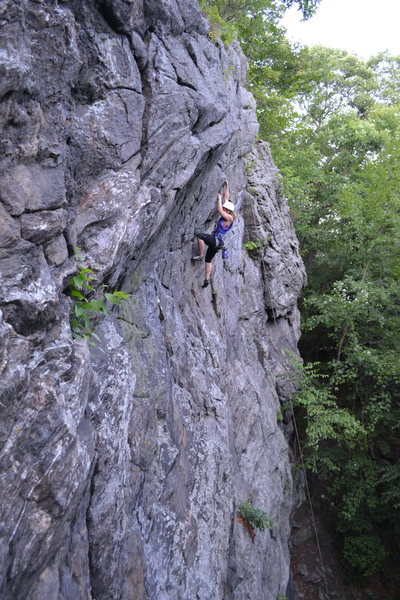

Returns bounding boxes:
[198,233,217,246]
[194,232,218,261]
[192,237,206,261]
[204,260,212,282]
[202,247,217,288]
[195,234,221,287]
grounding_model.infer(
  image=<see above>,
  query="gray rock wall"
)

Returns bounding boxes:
[0,1,306,599]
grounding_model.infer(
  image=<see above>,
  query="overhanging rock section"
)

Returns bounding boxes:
[0,1,305,599]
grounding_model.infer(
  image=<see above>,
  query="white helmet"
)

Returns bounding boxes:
[222,201,235,212]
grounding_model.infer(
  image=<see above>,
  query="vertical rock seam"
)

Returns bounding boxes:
[0,1,306,599]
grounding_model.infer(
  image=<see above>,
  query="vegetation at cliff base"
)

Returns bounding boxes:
[200,0,400,592]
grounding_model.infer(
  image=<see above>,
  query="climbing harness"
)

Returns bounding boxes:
[246,192,331,599]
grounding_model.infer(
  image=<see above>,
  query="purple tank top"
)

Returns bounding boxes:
[214,217,233,237]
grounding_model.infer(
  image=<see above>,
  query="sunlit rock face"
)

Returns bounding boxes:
[0,1,306,599]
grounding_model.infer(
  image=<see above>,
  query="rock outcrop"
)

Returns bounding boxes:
[0,1,306,599]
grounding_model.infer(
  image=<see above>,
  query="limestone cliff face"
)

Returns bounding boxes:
[0,1,306,599]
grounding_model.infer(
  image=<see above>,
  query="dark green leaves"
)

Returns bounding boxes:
[66,250,130,341]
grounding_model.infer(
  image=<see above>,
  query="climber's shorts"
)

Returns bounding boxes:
[198,233,223,263]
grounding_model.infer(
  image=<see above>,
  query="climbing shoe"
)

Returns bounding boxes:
[202,279,210,288]
[192,255,204,262]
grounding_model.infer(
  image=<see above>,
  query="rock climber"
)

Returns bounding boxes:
[192,180,235,288]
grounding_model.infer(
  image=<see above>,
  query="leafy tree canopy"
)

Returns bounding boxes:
[199,1,400,590]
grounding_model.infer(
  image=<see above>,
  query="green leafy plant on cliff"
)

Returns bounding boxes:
[67,248,129,341]
[238,502,274,532]
[243,237,270,255]
[197,0,236,45]
[244,154,257,175]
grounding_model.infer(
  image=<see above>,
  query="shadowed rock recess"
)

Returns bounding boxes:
[0,1,306,599]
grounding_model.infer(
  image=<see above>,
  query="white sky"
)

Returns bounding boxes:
[281,0,400,60]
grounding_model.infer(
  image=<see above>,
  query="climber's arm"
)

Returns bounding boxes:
[223,180,230,203]
[217,192,233,223]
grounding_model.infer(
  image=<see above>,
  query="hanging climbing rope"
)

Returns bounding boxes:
[288,394,331,599]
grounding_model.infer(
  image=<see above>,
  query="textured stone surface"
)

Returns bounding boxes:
[0,1,305,599]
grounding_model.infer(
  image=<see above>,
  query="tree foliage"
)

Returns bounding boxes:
[266,45,400,588]
[198,0,320,46]
[273,48,400,588]
[199,1,400,589]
